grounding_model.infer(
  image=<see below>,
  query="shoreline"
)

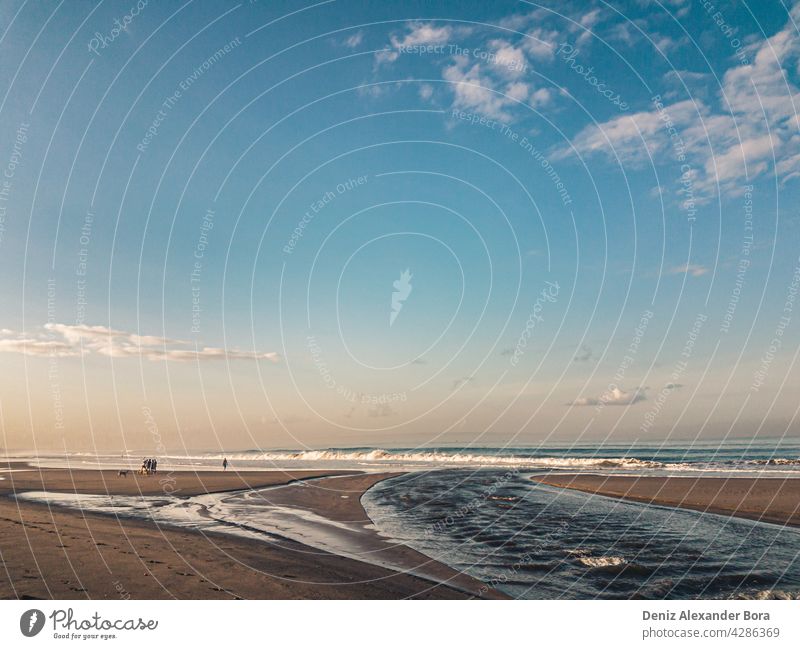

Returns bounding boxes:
[0,465,498,599]
[531,473,800,528]
[232,470,497,596]
[0,462,355,497]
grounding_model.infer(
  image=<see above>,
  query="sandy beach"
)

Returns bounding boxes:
[532,474,800,527]
[0,464,495,599]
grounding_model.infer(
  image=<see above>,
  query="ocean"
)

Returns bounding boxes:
[22,438,800,475]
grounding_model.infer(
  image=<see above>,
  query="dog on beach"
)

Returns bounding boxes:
[117,470,128,477]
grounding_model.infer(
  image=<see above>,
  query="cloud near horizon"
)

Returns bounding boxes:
[568,386,647,406]
[0,324,280,363]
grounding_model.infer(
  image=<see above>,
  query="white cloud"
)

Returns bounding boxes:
[574,8,603,45]
[373,18,561,120]
[521,27,559,61]
[397,22,455,47]
[560,8,800,198]
[568,386,647,406]
[0,324,280,363]
[375,21,467,67]
[657,0,691,18]
[374,49,399,66]
[506,81,530,101]
[579,8,603,30]
[443,59,511,120]
[344,31,363,48]
[357,82,386,98]
[652,33,682,53]
[442,57,538,120]
[776,147,800,184]
[530,87,553,108]
[418,83,434,100]
[557,100,695,163]
[486,38,528,77]
[664,69,712,85]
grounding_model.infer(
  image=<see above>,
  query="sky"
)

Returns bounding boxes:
[0,0,799,452]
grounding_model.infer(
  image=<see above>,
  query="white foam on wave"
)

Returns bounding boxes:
[744,458,800,466]
[159,448,668,469]
[22,448,800,476]
[577,555,628,569]
[155,450,800,474]
[734,589,800,600]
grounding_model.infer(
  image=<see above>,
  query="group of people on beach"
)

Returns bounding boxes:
[133,457,227,474]
[140,458,158,475]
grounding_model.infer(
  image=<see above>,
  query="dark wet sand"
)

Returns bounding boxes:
[532,474,800,527]
[0,464,495,599]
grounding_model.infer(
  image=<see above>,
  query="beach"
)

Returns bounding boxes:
[3,460,800,600]
[0,463,494,599]
[532,474,800,528]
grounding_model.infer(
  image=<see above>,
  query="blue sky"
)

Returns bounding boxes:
[0,0,799,451]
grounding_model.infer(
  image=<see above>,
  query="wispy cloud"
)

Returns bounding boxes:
[668,264,709,277]
[574,344,593,362]
[343,31,363,48]
[0,324,280,363]
[451,375,475,390]
[0,337,77,357]
[557,5,800,198]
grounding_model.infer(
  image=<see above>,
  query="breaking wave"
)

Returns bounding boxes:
[744,458,800,466]
[150,448,800,472]
[29,443,800,475]
[159,448,669,469]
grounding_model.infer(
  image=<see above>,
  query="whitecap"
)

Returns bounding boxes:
[577,555,628,569]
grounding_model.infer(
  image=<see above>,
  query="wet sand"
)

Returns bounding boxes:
[248,472,496,596]
[0,461,348,497]
[532,474,800,527]
[0,464,493,599]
